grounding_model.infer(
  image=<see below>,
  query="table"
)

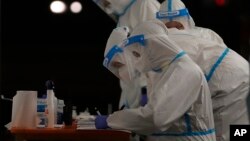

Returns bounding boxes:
[11,125,131,141]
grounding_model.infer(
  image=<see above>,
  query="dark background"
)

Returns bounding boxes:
[0,0,249,140]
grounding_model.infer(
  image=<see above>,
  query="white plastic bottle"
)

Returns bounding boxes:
[47,89,55,128]
[45,80,57,128]
[72,106,78,121]
[53,96,58,125]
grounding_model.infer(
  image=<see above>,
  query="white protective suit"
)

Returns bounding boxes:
[103,20,216,141]
[105,0,160,109]
[158,0,250,141]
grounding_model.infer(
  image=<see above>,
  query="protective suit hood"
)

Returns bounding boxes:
[128,19,183,73]
[104,26,130,57]
[117,0,160,32]
[158,0,195,30]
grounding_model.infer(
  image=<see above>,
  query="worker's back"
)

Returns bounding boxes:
[168,28,250,141]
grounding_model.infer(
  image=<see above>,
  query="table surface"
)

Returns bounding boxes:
[11,124,131,141]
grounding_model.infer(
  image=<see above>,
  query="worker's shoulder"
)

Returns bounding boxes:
[193,26,224,43]
[171,55,195,69]
[175,57,204,77]
[194,26,216,33]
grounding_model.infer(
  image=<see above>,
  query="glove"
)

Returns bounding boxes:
[140,94,148,106]
[95,115,109,129]
[140,87,148,106]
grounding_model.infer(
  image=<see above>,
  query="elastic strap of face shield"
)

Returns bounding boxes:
[123,34,145,47]
[123,34,167,48]
[103,45,123,68]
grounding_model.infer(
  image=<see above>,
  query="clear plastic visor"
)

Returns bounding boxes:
[103,45,138,84]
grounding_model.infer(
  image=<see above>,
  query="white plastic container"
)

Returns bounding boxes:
[11,90,37,128]
[46,90,55,128]
[72,106,77,121]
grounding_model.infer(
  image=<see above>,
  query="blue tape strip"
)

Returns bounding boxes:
[103,46,123,68]
[124,34,145,47]
[156,9,189,20]
[152,51,186,73]
[168,0,172,21]
[168,0,172,12]
[170,51,186,64]
[205,48,229,82]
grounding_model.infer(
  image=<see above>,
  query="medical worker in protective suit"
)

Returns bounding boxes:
[94,0,160,109]
[157,0,250,140]
[96,20,216,141]
[156,0,224,44]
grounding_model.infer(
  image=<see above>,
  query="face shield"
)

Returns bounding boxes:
[123,33,174,73]
[103,26,135,84]
[103,44,139,85]
[92,0,112,14]
[123,35,147,73]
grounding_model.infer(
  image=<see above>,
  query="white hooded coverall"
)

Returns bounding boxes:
[104,20,216,141]
[158,0,250,141]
